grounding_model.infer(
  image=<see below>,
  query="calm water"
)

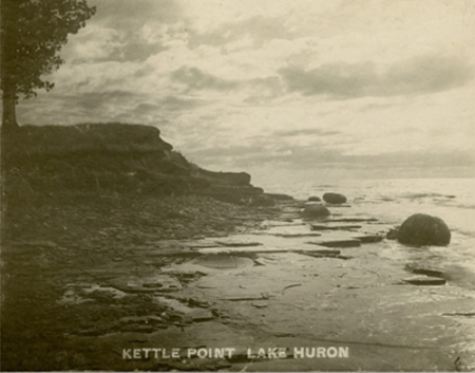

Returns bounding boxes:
[264,178,475,278]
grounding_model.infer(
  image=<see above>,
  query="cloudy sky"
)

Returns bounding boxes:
[16,0,475,185]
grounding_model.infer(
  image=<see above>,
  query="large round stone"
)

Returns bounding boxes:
[397,213,451,246]
[302,204,330,220]
[323,193,347,204]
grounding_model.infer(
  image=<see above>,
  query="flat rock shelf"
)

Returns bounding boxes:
[2,195,474,372]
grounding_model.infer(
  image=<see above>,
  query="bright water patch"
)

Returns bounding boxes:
[264,178,475,280]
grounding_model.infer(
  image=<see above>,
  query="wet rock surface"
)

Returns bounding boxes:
[1,193,474,371]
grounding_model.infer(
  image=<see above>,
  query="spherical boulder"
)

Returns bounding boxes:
[323,192,347,204]
[308,196,321,202]
[302,204,330,220]
[397,213,451,246]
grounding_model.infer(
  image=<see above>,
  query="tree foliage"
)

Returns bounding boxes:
[1,0,96,128]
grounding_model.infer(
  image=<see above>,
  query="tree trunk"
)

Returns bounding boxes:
[2,86,19,132]
[1,0,19,132]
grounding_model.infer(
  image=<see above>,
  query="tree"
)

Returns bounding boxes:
[0,0,96,131]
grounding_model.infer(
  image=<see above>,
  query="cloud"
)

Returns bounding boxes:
[188,16,293,49]
[73,90,136,111]
[190,142,475,173]
[64,26,170,64]
[170,66,287,104]
[75,93,207,115]
[279,54,474,99]
[90,0,182,28]
[62,0,187,64]
[274,128,341,137]
[17,90,208,127]
[105,41,169,63]
[357,103,395,113]
[384,55,474,95]
[156,96,209,112]
[13,0,475,180]
[171,67,240,92]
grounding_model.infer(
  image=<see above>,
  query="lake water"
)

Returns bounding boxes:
[264,178,475,283]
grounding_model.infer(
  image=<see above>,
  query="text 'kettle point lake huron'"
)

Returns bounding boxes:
[122,346,350,360]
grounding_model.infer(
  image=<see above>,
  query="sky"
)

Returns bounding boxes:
[14,0,475,185]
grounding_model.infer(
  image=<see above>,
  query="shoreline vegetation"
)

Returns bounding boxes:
[1,123,468,371]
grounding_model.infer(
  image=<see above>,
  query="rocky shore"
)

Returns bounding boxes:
[1,124,473,372]
[3,189,473,371]
[0,190,285,371]
[0,123,285,370]
[1,123,281,205]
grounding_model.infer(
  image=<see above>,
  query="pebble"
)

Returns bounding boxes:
[403,277,446,286]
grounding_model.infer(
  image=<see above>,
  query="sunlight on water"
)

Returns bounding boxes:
[264,178,475,280]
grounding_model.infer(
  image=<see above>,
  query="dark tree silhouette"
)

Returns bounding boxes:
[0,0,96,131]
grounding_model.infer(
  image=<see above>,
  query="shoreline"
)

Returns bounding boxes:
[0,191,287,371]
[2,189,473,371]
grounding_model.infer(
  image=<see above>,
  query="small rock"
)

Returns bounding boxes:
[386,227,399,240]
[214,240,262,247]
[300,249,341,258]
[311,224,362,231]
[308,196,321,202]
[187,297,210,308]
[190,310,215,322]
[120,324,155,333]
[142,283,163,288]
[307,239,361,248]
[404,264,445,278]
[119,316,164,325]
[251,194,275,206]
[323,193,347,204]
[353,235,384,243]
[302,204,330,220]
[251,301,268,308]
[76,328,102,336]
[403,277,446,286]
[274,233,322,238]
[325,217,378,223]
[265,193,294,201]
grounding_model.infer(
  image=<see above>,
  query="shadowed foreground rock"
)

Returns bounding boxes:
[323,192,347,204]
[397,213,451,246]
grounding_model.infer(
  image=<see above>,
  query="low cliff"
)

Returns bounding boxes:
[1,123,272,205]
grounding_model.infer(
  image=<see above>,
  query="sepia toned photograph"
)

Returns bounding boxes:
[1,0,474,371]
